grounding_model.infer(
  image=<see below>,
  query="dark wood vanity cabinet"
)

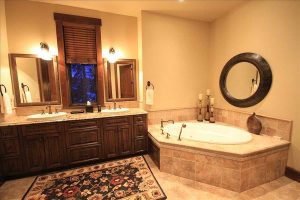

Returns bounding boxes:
[22,123,65,172]
[103,117,133,158]
[0,113,148,179]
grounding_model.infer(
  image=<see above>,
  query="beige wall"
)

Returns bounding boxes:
[0,0,13,99]
[208,0,300,170]
[142,12,210,111]
[3,0,138,105]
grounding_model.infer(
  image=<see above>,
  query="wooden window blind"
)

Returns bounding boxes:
[54,13,104,108]
[63,24,97,64]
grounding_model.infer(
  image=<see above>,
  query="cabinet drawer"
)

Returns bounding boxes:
[22,123,63,136]
[103,117,131,127]
[67,128,99,147]
[134,123,147,138]
[134,115,147,124]
[0,126,18,138]
[67,119,98,130]
[68,145,100,164]
[135,138,147,153]
[0,138,20,156]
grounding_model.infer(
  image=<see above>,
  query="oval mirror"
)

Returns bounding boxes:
[219,53,272,107]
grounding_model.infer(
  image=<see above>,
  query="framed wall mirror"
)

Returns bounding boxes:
[219,53,272,107]
[9,54,61,106]
[104,59,137,102]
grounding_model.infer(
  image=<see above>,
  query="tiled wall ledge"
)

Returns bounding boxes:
[159,145,288,192]
[148,107,197,125]
[214,108,292,141]
[147,107,292,141]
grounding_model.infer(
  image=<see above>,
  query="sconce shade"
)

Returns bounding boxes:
[107,47,118,63]
[39,42,52,60]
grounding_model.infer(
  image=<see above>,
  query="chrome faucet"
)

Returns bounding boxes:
[160,119,174,129]
[178,123,186,141]
[46,105,52,114]
[166,132,170,139]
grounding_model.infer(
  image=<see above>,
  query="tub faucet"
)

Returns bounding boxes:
[178,123,186,141]
[166,132,170,139]
[160,119,174,129]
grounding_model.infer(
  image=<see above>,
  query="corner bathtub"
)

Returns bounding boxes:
[164,122,252,145]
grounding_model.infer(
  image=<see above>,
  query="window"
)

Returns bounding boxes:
[54,13,104,107]
[70,64,97,104]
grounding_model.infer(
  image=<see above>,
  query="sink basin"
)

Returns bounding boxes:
[27,112,67,120]
[101,108,129,113]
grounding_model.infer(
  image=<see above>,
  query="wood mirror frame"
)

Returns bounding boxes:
[219,53,272,107]
[104,59,137,102]
[9,54,61,107]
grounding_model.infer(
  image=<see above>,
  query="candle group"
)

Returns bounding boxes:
[198,89,214,105]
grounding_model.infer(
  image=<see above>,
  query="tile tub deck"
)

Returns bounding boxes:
[148,122,290,192]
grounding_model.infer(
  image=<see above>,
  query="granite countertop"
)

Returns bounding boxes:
[148,121,290,158]
[0,108,147,127]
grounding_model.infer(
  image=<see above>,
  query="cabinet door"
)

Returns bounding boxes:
[118,124,133,156]
[44,133,63,169]
[103,126,119,158]
[23,135,45,172]
[1,157,23,176]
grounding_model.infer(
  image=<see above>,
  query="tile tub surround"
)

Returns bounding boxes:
[148,123,290,192]
[214,108,293,141]
[0,108,147,126]
[148,108,197,125]
[147,107,292,141]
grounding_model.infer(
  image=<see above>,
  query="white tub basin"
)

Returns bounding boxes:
[101,108,129,113]
[164,122,252,145]
[27,112,67,120]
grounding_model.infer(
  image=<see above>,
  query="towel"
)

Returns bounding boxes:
[1,93,12,114]
[146,88,154,105]
[25,91,32,103]
[251,83,258,95]
[0,95,4,114]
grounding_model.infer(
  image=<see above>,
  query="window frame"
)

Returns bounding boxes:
[54,13,104,108]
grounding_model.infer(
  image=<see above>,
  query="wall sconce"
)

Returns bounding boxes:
[107,47,118,63]
[39,42,52,60]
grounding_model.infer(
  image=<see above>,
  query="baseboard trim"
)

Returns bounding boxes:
[285,167,300,182]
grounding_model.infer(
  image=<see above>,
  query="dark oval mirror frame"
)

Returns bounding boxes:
[219,52,272,107]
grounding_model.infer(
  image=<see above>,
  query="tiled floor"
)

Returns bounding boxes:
[0,155,300,200]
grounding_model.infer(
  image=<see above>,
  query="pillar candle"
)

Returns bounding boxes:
[210,97,214,105]
[206,89,210,95]
[198,94,203,100]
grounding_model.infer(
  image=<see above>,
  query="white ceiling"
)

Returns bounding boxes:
[32,0,247,22]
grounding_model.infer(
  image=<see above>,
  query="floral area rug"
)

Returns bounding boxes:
[23,156,166,200]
